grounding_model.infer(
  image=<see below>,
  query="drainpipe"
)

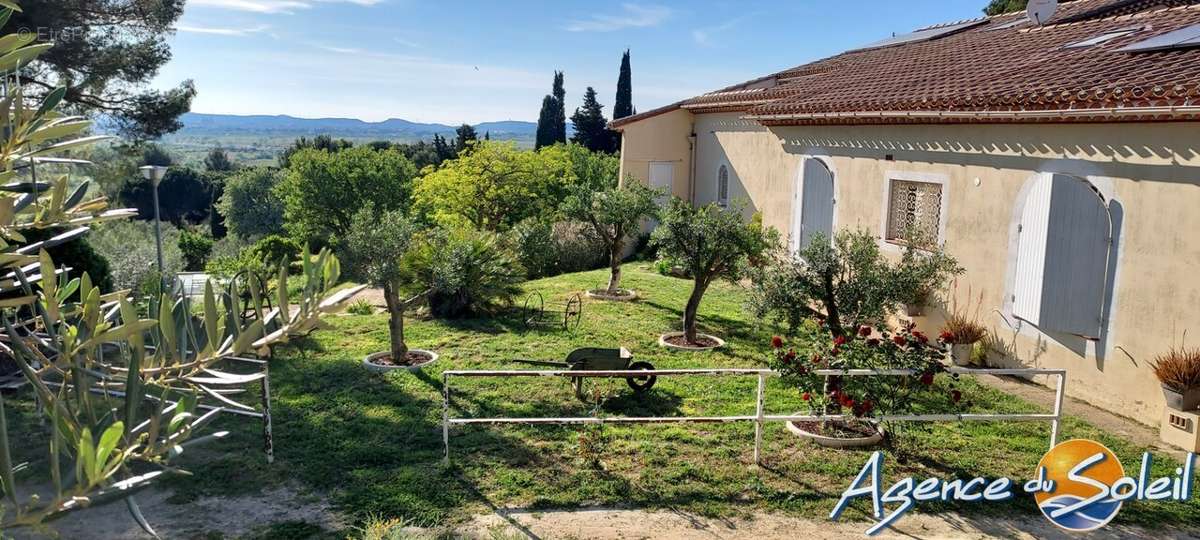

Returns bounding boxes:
[687,125,697,205]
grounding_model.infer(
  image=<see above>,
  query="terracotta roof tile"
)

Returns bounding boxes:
[612,0,1200,128]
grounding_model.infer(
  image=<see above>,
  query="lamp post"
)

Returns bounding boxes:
[139,165,169,287]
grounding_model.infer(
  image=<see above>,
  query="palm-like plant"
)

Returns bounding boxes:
[0,2,363,532]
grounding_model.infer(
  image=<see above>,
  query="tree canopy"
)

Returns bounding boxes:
[984,0,1028,15]
[13,0,194,140]
[414,140,572,231]
[571,87,617,153]
[277,145,418,244]
[535,71,568,149]
[118,166,213,225]
[217,167,286,240]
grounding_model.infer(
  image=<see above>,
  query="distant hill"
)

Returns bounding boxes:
[171,113,562,142]
[156,113,573,167]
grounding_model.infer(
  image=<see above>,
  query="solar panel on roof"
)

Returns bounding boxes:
[1117,24,1200,52]
[850,19,987,52]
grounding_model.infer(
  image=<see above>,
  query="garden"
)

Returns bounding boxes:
[1,4,1200,538]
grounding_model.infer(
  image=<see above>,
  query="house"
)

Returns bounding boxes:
[611,0,1200,427]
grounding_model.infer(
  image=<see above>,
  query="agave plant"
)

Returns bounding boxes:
[0,1,364,532]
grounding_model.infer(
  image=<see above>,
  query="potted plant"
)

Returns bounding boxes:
[343,207,436,373]
[650,198,778,350]
[940,285,987,366]
[769,322,962,448]
[1151,345,1200,411]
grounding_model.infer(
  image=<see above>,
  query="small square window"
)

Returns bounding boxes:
[885,179,942,248]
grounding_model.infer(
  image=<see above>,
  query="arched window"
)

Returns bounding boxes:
[716,165,730,207]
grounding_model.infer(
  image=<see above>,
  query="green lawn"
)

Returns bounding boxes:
[13,263,1199,536]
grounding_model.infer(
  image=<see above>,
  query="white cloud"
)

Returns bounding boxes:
[393,37,423,49]
[565,3,671,32]
[693,13,760,47]
[177,24,270,36]
[189,0,381,14]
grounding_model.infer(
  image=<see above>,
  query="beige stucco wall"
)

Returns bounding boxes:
[620,113,1200,426]
[616,108,694,199]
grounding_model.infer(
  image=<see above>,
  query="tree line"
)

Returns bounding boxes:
[534,49,634,153]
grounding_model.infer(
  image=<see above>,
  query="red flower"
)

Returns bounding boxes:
[862,400,874,413]
[939,330,954,342]
[812,354,823,364]
[802,392,811,401]
[920,372,935,386]
[785,349,797,361]
[892,335,907,346]
[858,325,872,337]
[830,345,840,357]
[951,390,962,403]
[834,335,848,346]
[771,335,783,348]
[914,331,929,344]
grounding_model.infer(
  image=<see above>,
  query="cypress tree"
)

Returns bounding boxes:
[570,87,616,153]
[552,71,567,144]
[535,95,557,149]
[614,49,633,120]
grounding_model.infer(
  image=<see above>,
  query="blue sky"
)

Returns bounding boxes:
[158,1,987,124]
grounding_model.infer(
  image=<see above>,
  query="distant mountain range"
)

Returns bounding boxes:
[171,112,564,142]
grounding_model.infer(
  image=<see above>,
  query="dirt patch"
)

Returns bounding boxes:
[664,334,721,348]
[368,350,436,367]
[793,419,878,439]
[13,485,344,540]
[461,507,1189,539]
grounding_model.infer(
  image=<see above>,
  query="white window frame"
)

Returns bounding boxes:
[878,171,949,252]
[716,163,730,208]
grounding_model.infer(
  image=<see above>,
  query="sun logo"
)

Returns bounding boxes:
[1034,439,1125,532]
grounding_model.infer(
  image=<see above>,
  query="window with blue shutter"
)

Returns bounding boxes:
[1012,174,1112,338]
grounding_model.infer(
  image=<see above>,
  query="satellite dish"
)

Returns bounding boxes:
[1027,0,1058,26]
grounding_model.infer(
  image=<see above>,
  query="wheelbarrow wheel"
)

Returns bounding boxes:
[625,361,657,393]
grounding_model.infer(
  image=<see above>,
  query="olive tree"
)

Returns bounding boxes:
[561,178,660,294]
[651,199,778,343]
[342,207,427,361]
[749,229,961,339]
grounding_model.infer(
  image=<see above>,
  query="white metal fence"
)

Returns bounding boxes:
[441,367,1067,465]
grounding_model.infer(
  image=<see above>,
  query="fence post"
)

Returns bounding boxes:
[754,372,765,466]
[1049,372,1066,450]
[443,371,451,465]
[261,362,274,464]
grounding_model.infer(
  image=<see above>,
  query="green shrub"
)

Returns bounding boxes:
[89,220,184,292]
[407,227,524,319]
[250,234,302,268]
[347,298,375,315]
[22,228,114,291]
[178,228,214,271]
[511,218,607,280]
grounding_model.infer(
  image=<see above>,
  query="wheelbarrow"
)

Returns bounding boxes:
[513,347,656,402]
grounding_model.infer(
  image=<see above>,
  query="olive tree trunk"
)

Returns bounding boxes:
[606,237,625,294]
[682,277,710,343]
[382,283,408,360]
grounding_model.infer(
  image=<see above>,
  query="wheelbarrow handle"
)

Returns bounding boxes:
[511,359,571,367]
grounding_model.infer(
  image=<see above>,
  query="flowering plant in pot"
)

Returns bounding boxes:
[940,285,987,366]
[769,321,965,447]
[1151,344,1200,411]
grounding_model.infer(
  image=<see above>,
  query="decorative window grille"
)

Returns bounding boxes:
[885,179,942,247]
[717,165,730,207]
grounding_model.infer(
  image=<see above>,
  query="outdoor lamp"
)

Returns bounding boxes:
[139,165,170,289]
